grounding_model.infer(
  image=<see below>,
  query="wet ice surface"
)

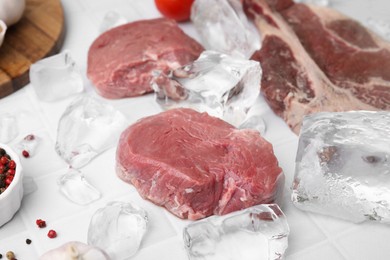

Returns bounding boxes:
[29,51,84,102]
[153,51,261,127]
[55,96,128,168]
[58,169,101,205]
[191,0,260,59]
[238,114,266,135]
[99,10,127,33]
[16,134,40,157]
[0,114,18,143]
[88,201,148,259]
[292,111,390,223]
[366,17,390,41]
[295,0,330,6]
[183,204,289,260]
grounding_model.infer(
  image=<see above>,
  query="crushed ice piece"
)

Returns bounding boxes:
[295,0,329,6]
[16,134,40,157]
[0,114,18,143]
[183,204,289,260]
[292,111,390,223]
[366,17,390,41]
[55,96,128,168]
[152,51,261,127]
[29,50,84,102]
[40,241,110,260]
[191,0,260,59]
[99,10,128,33]
[88,201,148,259]
[58,168,101,205]
[239,114,266,135]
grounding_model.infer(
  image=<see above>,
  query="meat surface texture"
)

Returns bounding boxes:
[87,18,204,99]
[116,108,283,220]
[244,0,390,133]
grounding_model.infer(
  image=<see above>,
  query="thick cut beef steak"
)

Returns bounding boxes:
[87,18,204,99]
[116,108,283,220]
[244,0,390,133]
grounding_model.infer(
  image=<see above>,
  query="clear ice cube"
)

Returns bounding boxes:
[0,114,18,143]
[183,204,289,260]
[99,10,128,33]
[55,96,128,168]
[88,201,148,259]
[152,51,261,127]
[294,0,329,6]
[239,114,266,135]
[292,111,390,223]
[16,134,40,157]
[29,50,84,102]
[191,0,260,59]
[366,17,390,41]
[58,169,101,205]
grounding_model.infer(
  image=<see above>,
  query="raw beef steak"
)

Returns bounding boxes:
[116,108,283,220]
[87,18,204,99]
[244,0,390,133]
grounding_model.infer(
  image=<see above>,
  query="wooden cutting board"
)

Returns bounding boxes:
[0,0,65,99]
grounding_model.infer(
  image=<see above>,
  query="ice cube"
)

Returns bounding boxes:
[40,241,110,260]
[88,201,148,259]
[0,114,18,143]
[292,111,390,223]
[152,51,261,127]
[239,114,266,135]
[366,17,390,41]
[99,11,128,33]
[183,204,289,260]
[191,0,260,59]
[29,50,84,102]
[55,96,128,168]
[58,169,101,205]
[294,0,329,6]
[16,134,40,157]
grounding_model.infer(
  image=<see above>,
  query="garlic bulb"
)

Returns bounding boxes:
[40,242,111,260]
[0,0,26,26]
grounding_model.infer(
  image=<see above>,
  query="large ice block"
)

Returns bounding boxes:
[88,201,148,259]
[55,96,128,168]
[191,0,260,59]
[29,51,84,102]
[292,111,390,223]
[183,204,289,260]
[152,51,261,127]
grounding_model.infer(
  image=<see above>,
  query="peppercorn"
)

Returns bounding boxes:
[0,253,2,258]
[26,238,32,245]
[6,251,14,260]
[47,229,57,239]
[0,156,8,165]
[22,150,30,158]
[8,160,16,169]
[0,148,5,156]
[36,219,46,228]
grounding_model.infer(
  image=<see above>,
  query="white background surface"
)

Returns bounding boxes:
[1,0,390,259]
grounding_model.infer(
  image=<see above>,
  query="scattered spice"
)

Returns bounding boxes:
[22,150,30,158]
[26,238,32,245]
[36,219,46,228]
[5,251,14,260]
[47,229,57,239]
[0,253,2,258]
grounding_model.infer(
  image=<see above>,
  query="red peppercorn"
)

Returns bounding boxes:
[47,230,57,239]
[0,165,5,173]
[36,219,46,228]
[7,169,15,176]
[8,160,16,169]
[0,156,8,165]
[22,150,30,158]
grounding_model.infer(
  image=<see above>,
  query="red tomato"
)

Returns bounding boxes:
[155,0,194,22]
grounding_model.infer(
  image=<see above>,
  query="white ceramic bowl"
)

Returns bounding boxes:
[0,143,23,227]
[0,20,6,48]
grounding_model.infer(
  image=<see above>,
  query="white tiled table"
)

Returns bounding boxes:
[1,0,390,259]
